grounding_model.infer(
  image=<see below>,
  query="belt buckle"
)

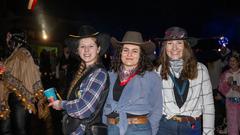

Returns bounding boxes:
[128,117,137,124]
[110,117,119,124]
[115,117,120,124]
[173,116,182,122]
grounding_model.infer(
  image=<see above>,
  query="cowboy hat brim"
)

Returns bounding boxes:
[111,37,156,54]
[69,32,99,39]
[155,37,198,47]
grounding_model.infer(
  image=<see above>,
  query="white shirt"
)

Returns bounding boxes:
[156,62,215,135]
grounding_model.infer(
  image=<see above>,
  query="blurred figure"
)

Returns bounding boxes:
[40,49,52,88]
[155,27,215,135]
[205,48,229,132]
[218,51,240,135]
[59,45,71,99]
[0,28,49,135]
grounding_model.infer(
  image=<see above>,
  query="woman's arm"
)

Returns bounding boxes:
[201,65,215,135]
[148,72,163,135]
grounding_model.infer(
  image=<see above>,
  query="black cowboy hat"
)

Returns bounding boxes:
[111,31,156,54]
[67,25,109,56]
[69,25,99,39]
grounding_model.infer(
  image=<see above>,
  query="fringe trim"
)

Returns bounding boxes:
[6,84,37,113]
[0,84,44,119]
[0,105,10,120]
[1,72,44,116]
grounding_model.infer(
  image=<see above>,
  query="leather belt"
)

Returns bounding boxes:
[107,116,148,125]
[170,115,201,123]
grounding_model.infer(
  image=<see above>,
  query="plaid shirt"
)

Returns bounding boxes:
[156,62,215,135]
[62,68,108,135]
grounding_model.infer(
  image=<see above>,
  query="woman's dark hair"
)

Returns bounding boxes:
[111,45,154,75]
[156,40,198,80]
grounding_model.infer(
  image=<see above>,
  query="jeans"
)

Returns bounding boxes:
[156,116,201,135]
[108,122,152,135]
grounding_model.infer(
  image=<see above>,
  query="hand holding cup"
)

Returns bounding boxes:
[43,87,58,103]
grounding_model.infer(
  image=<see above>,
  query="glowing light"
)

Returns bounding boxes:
[42,30,48,40]
[218,36,228,47]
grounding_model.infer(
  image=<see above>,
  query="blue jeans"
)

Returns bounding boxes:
[156,116,201,135]
[108,122,152,135]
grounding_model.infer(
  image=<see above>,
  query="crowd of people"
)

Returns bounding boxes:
[0,25,239,135]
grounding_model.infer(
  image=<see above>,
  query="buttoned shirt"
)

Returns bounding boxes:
[62,68,108,135]
[156,62,215,135]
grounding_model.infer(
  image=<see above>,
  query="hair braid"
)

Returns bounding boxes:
[67,62,86,99]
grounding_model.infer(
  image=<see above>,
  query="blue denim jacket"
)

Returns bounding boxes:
[103,71,163,135]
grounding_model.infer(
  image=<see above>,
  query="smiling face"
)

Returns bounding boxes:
[229,56,240,71]
[121,44,140,70]
[78,37,100,67]
[165,40,184,60]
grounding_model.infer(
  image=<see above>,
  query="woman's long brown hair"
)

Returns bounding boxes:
[156,40,198,80]
[111,45,154,75]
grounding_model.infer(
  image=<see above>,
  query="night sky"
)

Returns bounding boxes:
[1,0,240,49]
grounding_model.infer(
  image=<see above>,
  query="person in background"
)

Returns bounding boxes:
[204,48,229,133]
[0,28,49,135]
[58,45,71,99]
[103,31,163,135]
[155,26,215,135]
[48,25,110,135]
[218,51,240,135]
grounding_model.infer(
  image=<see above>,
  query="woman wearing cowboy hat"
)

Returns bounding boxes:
[155,27,215,135]
[103,31,163,135]
[48,25,110,135]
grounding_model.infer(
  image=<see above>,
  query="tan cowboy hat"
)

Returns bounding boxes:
[111,31,156,54]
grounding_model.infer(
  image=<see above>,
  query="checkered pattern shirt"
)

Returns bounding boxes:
[156,62,215,135]
[62,68,108,135]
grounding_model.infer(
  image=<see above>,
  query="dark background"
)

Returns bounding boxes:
[0,0,239,50]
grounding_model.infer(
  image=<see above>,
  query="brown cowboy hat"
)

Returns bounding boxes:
[111,31,156,54]
[67,25,110,56]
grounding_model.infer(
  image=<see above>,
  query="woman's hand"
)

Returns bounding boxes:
[227,76,233,85]
[232,85,240,92]
[0,62,6,75]
[48,100,63,110]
